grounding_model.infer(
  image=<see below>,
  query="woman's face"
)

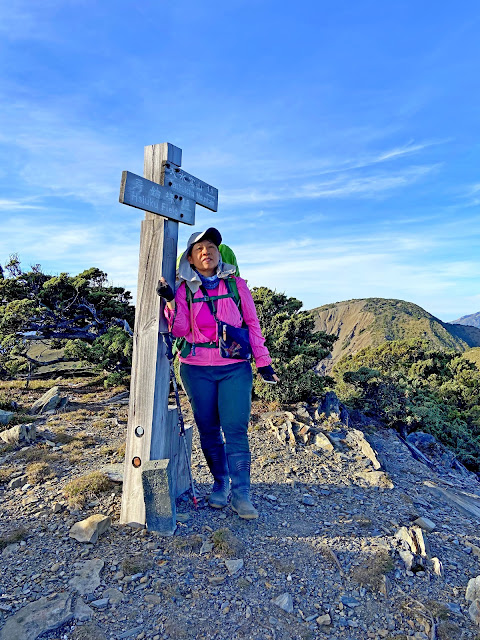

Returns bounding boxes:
[187,240,219,276]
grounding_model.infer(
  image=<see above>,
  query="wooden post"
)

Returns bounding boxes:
[118,143,217,529]
[120,143,188,527]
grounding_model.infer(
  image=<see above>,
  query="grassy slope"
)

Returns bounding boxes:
[462,347,480,369]
[26,340,93,377]
[311,297,480,371]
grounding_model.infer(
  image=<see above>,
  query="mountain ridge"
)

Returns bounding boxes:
[451,311,480,329]
[311,297,480,372]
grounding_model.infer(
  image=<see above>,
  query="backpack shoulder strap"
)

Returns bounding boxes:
[225,276,242,314]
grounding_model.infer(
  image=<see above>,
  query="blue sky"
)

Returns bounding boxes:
[1,1,480,320]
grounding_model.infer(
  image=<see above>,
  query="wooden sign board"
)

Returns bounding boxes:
[119,171,195,225]
[162,163,218,212]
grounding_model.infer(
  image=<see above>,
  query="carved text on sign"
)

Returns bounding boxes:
[119,171,196,225]
[162,163,218,212]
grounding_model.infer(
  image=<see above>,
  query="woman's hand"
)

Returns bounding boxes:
[257,365,279,384]
[157,277,176,310]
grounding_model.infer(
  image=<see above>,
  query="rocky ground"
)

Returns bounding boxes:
[2,379,480,640]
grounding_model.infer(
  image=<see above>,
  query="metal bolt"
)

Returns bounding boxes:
[168,182,173,186]
[132,457,142,468]
[135,426,144,438]
[179,196,183,201]
[174,195,178,199]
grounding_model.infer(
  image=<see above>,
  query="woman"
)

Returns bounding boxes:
[157,227,278,519]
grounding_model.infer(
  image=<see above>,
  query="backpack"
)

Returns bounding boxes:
[173,276,242,358]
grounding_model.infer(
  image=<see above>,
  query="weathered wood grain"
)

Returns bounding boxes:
[119,171,196,225]
[120,143,192,527]
[162,163,218,212]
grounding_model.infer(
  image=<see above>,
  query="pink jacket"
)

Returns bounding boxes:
[165,277,272,368]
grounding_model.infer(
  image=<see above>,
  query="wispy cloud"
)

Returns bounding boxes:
[375,139,446,162]
[235,236,480,319]
[221,164,439,206]
[0,98,137,208]
[0,214,140,295]
[0,198,44,211]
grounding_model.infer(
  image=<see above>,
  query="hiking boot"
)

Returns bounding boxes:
[203,445,230,509]
[227,452,258,520]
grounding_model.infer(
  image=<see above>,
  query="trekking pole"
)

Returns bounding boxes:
[161,331,198,508]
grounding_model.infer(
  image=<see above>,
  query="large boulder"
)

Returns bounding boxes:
[0,409,14,426]
[30,386,63,414]
[0,592,72,640]
[0,423,36,445]
[316,391,340,419]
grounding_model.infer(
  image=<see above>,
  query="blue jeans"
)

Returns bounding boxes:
[179,362,253,456]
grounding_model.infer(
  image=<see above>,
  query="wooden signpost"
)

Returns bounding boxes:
[119,142,218,528]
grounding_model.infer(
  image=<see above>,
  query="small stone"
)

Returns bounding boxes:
[103,588,124,605]
[2,543,19,558]
[430,557,443,577]
[316,613,331,626]
[225,559,244,575]
[246,605,252,618]
[68,558,105,594]
[357,470,394,489]
[200,542,214,554]
[0,409,14,426]
[73,599,94,622]
[8,475,27,490]
[51,502,63,514]
[272,592,294,614]
[208,576,226,585]
[341,596,361,608]
[90,598,109,609]
[101,463,124,483]
[313,433,334,451]
[447,602,462,615]
[144,594,162,605]
[69,514,111,544]
[176,513,190,523]
[302,494,315,506]
[466,576,480,602]
[413,517,435,532]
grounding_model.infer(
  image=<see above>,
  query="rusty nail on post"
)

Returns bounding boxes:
[132,457,142,468]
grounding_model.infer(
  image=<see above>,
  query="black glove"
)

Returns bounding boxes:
[156,280,175,302]
[257,365,277,384]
